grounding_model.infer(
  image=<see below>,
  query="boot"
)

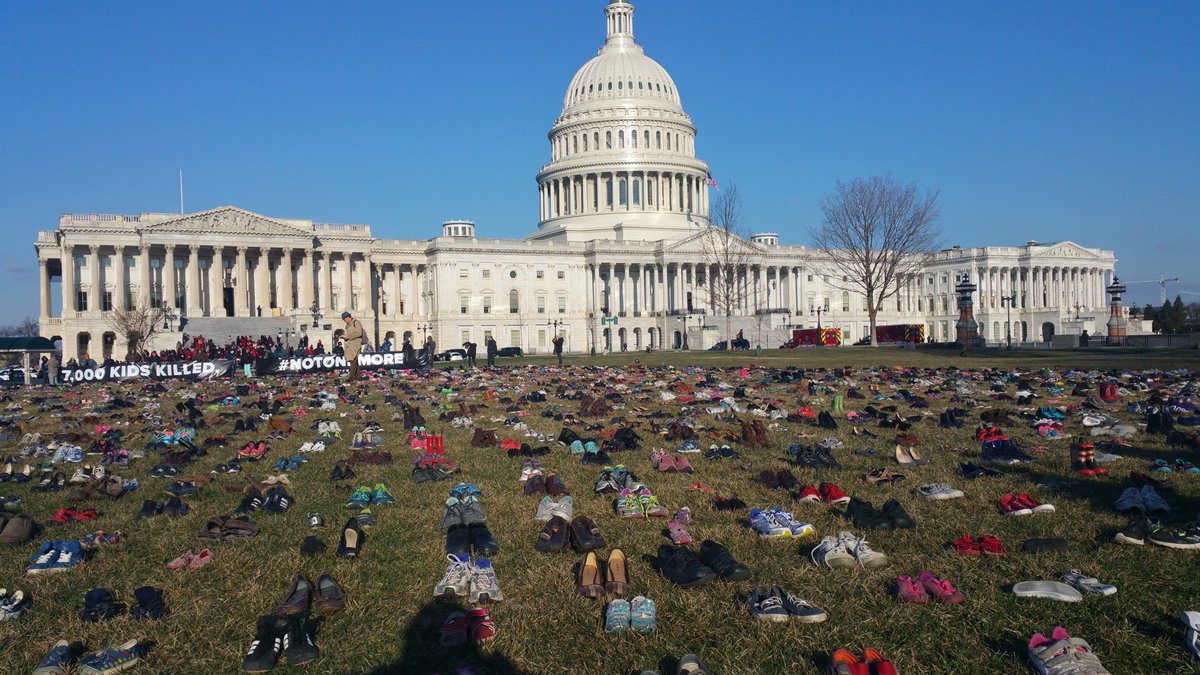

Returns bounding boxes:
[1071,444,1095,475]
[831,395,844,414]
[751,420,770,448]
[435,435,444,455]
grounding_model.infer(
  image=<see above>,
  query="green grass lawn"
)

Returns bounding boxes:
[2,354,1199,674]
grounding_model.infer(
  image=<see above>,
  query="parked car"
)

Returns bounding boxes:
[496,347,524,357]
[707,339,750,351]
[0,366,28,383]
[434,349,466,362]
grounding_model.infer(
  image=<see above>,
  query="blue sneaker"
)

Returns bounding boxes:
[34,639,75,674]
[345,487,371,509]
[630,596,656,633]
[372,483,395,506]
[49,540,82,572]
[748,509,789,538]
[272,458,289,472]
[77,639,141,674]
[27,541,57,573]
[584,441,599,454]
[449,483,481,499]
[569,440,585,454]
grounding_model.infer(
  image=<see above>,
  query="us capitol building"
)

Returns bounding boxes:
[33,0,1118,359]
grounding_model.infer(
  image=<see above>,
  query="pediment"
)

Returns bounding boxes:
[662,226,763,256]
[1041,241,1100,259]
[142,206,309,237]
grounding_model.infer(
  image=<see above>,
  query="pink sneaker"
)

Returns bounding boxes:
[673,455,694,473]
[895,575,929,603]
[668,520,692,545]
[917,572,965,604]
[188,549,214,570]
[166,552,194,570]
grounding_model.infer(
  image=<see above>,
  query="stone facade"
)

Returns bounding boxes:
[32,1,1119,358]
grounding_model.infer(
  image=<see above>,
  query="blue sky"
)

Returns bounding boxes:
[1,0,1197,322]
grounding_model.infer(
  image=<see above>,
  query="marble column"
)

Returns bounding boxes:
[164,246,178,312]
[87,246,101,316]
[361,254,374,316]
[316,253,331,312]
[280,248,294,311]
[114,247,127,312]
[234,247,248,316]
[187,246,201,315]
[298,250,312,310]
[38,259,50,319]
[340,252,353,312]
[137,246,150,310]
[62,245,76,315]
[207,248,222,316]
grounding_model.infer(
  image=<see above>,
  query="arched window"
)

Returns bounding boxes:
[842,292,850,312]
[666,134,671,150]
[605,178,613,207]
[644,130,650,147]
[572,136,578,154]
[594,131,600,149]
[619,179,627,206]
[618,130,624,148]
[509,289,519,314]
[656,131,661,149]
[582,134,588,152]
[631,129,637,148]
[632,180,640,206]
[617,80,622,90]
[606,131,611,149]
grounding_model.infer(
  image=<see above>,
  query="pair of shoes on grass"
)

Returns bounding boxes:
[434,554,504,604]
[36,639,144,675]
[829,648,896,675]
[605,595,655,633]
[748,585,827,622]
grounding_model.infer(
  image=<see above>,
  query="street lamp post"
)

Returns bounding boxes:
[417,323,431,344]
[309,302,322,328]
[1000,294,1017,349]
[811,307,824,347]
[677,314,691,350]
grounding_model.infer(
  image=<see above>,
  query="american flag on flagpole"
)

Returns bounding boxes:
[706,171,719,190]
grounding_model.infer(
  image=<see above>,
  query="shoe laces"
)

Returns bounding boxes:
[444,555,472,584]
[811,536,847,567]
[755,594,785,613]
[469,564,496,589]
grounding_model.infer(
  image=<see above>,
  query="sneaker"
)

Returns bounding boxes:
[916,483,965,500]
[1061,569,1117,596]
[749,508,790,538]
[604,598,630,633]
[795,485,822,503]
[1140,486,1171,514]
[748,586,790,622]
[895,575,929,603]
[345,487,371,510]
[468,558,503,604]
[843,531,888,568]
[551,495,574,520]
[639,493,669,518]
[629,596,656,634]
[281,616,319,667]
[615,490,643,519]
[26,541,60,574]
[439,611,469,646]
[811,534,856,569]
[534,496,556,522]
[776,586,827,622]
[998,493,1033,516]
[1114,518,1154,546]
[918,572,966,604]
[34,640,76,675]
[1149,523,1200,550]
[459,498,487,525]
[819,482,851,506]
[467,607,496,643]
[305,512,324,528]
[434,554,472,598]
[371,483,395,506]
[770,507,816,538]
[1014,492,1055,514]
[77,640,141,675]
[49,540,82,573]
[1114,487,1144,512]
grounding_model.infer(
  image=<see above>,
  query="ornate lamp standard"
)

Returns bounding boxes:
[811,306,824,347]
[309,302,322,328]
[417,323,432,344]
[1000,294,1017,348]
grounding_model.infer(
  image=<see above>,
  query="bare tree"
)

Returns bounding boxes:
[810,175,941,346]
[0,317,41,336]
[699,183,758,350]
[106,306,168,360]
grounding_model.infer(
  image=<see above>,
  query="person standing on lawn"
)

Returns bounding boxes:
[486,335,498,368]
[552,333,565,366]
[341,311,366,379]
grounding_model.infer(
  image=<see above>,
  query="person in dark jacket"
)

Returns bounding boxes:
[486,336,498,368]
[465,341,478,368]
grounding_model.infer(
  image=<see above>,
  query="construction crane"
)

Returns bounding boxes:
[1124,274,1180,305]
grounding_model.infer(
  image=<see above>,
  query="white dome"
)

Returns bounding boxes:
[560,0,683,117]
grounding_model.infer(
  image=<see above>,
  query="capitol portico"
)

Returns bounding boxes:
[33,1,1119,359]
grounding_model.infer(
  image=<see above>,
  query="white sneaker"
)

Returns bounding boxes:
[298,442,313,453]
[810,534,855,569]
[843,531,888,568]
[917,483,965,500]
[434,554,472,598]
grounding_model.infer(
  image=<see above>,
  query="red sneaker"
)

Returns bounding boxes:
[862,648,897,675]
[977,534,1006,557]
[895,575,929,603]
[48,507,76,525]
[950,532,980,556]
[467,607,496,643]
[1014,492,1055,513]
[819,482,850,506]
[829,648,867,675]
[795,485,822,503]
[439,611,469,646]
[73,508,98,522]
[998,493,1032,516]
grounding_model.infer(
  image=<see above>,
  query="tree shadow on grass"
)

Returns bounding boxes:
[356,600,525,675]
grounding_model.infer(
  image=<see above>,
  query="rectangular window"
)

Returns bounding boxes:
[461,330,470,344]
[460,296,468,314]
[100,256,111,268]
[558,297,566,314]
[74,255,86,268]
[537,296,546,314]
[807,274,813,282]
[482,297,491,314]
[174,259,185,269]
[823,297,830,312]
[484,330,493,342]
[557,270,565,279]
[77,291,88,311]
[151,258,163,269]
[536,270,544,279]
[126,257,136,268]
[510,329,520,346]
[538,329,546,348]
[460,268,468,279]
[482,270,491,279]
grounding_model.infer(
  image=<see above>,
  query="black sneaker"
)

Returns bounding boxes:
[235,490,264,516]
[847,497,889,530]
[137,500,162,519]
[162,496,188,517]
[959,462,1002,479]
[881,499,916,529]
[282,616,319,666]
[1114,517,1153,545]
[80,588,119,622]
[263,487,292,513]
[814,446,842,470]
[648,544,717,588]
[1149,523,1200,550]
[468,523,500,557]
[241,616,286,673]
[129,586,165,621]
[697,540,751,581]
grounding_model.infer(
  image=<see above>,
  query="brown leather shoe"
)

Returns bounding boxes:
[604,548,631,596]
[545,473,570,497]
[313,573,346,614]
[276,572,312,615]
[569,515,606,553]
[576,551,604,598]
[0,512,32,543]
